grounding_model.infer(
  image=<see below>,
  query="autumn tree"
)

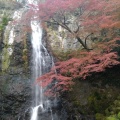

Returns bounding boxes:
[37,37,120,96]
[23,0,120,96]
[13,0,120,98]
[27,0,120,50]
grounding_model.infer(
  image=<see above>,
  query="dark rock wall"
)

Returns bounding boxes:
[0,73,32,120]
[61,65,120,120]
[0,32,33,119]
[0,2,33,117]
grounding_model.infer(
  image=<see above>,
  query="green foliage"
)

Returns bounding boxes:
[106,116,119,120]
[105,96,120,120]
[54,50,72,61]
[88,90,113,113]
[94,96,120,120]
[53,49,83,61]
[0,15,10,31]
[2,47,10,72]
[95,113,106,120]
[118,112,120,119]
[2,16,9,26]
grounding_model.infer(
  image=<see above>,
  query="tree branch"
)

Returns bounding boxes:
[76,36,93,51]
[85,33,93,47]
[52,18,73,33]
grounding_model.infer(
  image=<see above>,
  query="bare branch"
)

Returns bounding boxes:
[51,18,73,33]
[85,33,93,46]
[76,36,93,51]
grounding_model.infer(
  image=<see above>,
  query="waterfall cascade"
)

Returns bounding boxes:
[2,0,61,119]
[27,0,58,120]
[30,20,54,120]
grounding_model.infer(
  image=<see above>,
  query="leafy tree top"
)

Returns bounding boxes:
[37,38,120,96]
[24,0,120,50]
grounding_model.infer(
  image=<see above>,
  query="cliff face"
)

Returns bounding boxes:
[47,17,93,58]
[0,1,21,8]
[0,1,120,120]
[0,1,33,119]
[0,1,59,119]
[0,0,22,15]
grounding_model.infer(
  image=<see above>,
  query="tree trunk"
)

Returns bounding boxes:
[76,36,92,51]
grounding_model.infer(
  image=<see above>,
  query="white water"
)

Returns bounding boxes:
[30,19,54,120]
[16,1,58,119]
[30,20,43,120]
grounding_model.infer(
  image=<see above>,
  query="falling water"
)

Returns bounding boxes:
[30,17,54,120]
[15,1,60,119]
[31,20,43,120]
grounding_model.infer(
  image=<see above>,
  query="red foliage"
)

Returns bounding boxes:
[95,38,120,53]
[28,1,120,96]
[19,0,120,51]
[26,0,120,31]
[37,38,120,96]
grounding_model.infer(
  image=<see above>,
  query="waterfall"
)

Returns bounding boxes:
[30,19,56,120]
[14,1,60,119]
[29,2,55,120]
[30,20,48,120]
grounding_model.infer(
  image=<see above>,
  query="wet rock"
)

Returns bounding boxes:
[0,72,32,120]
